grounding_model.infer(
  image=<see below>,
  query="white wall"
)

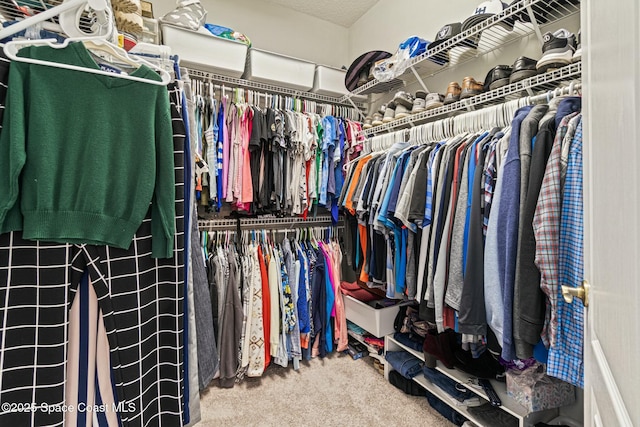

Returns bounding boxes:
[348,0,474,61]
[153,0,350,68]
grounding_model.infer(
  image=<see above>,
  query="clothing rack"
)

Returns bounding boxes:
[184,67,365,112]
[365,83,582,153]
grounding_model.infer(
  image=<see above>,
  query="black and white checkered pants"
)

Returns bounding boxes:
[0,86,186,427]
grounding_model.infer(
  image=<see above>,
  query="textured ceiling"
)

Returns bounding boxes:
[262,0,381,27]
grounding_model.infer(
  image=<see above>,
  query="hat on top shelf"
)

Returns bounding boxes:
[344,50,392,92]
[429,22,478,65]
[461,0,511,32]
[429,22,463,51]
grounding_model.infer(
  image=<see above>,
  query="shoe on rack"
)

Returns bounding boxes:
[382,102,397,123]
[536,28,577,72]
[412,91,427,114]
[371,111,384,127]
[395,103,411,120]
[510,56,539,83]
[460,76,484,99]
[572,29,582,63]
[393,91,414,109]
[362,116,373,129]
[424,92,445,110]
[444,82,462,105]
[484,64,512,91]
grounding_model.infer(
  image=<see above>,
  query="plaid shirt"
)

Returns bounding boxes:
[533,112,579,349]
[482,137,499,236]
[547,116,584,388]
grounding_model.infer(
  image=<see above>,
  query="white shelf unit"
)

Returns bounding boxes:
[385,335,559,427]
[340,0,580,100]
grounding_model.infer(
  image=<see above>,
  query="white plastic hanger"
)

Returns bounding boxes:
[4,37,171,86]
[0,0,110,41]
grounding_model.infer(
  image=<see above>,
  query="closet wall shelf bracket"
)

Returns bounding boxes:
[410,65,429,94]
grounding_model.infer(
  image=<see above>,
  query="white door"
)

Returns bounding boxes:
[582,0,639,425]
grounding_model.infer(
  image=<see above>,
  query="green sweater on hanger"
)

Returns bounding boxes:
[0,42,175,258]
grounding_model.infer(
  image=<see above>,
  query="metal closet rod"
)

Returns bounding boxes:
[198,215,341,231]
[367,82,582,144]
[185,68,364,109]
[188,78,356,115]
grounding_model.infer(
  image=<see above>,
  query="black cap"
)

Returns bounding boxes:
[344,50,392,92]
[429,22,463,51]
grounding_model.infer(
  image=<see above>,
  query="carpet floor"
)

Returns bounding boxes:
[197,353,455,427]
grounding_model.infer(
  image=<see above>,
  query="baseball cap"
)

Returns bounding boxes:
[429,22,463,52]
[462,0,510,32]
[345,50,392,92]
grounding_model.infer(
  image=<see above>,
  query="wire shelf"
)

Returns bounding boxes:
[362,61,581,137]
[186,68,365,108]
[341,0,580,101]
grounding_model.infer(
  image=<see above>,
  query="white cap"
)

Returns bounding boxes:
[462,0,508,32]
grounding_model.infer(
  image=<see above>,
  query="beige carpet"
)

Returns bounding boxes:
[197,353,455,427]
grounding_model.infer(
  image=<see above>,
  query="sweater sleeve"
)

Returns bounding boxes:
[151,90,176,258]
[0,62,27,232]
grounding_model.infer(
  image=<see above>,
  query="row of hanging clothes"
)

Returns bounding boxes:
[192,223,348,389]
[181,71,365,222]
[339,90,585,388]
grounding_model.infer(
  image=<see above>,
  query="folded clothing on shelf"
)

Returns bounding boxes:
[393,332,424,352]
[347,320,367,336]
[425,389,469,426]
[389,370,427,396]
[340,280,384,302]
[385,351,424,379]
[422,366,480,405]
[467,403,518,427]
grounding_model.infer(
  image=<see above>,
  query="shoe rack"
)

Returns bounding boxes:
[385,335,559,427]
[364,61,581,136]
[342,0,581,137]
[342,0,580,101]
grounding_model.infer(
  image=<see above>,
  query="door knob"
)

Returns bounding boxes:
[561,280,590,307]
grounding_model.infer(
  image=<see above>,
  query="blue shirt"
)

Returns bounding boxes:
[462,133,488,270]
[423,142,445,227]
[497,105,533,361]
[547,117,584,388]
